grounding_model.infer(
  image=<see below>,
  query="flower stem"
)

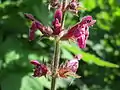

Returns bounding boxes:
[51,37,60,90]
[51,1,67,90]
[61,0,67,29]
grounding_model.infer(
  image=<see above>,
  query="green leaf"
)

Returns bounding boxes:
[1,73,26,90]
[56,78,73,88]
[62,43,119,68]
[81,0,96,11]
[20,75,44,90]
[1,73,51,90]
[61,48,73,60]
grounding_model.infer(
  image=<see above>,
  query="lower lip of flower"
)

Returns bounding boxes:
[88,20,96,26]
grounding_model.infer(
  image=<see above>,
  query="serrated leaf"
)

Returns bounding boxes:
[81,0,96,11]
[62,43,119,68]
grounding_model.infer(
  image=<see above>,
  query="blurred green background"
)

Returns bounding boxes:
[0,0,120,90]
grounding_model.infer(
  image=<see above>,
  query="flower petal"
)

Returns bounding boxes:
[77,35,86,48]
[54,8,62,22]
[88,20,96,26]
[30,60,40,65]
[29,22,37,41]
[24,13,35,21]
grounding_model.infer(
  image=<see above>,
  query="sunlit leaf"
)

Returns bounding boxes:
[81,0,96,11]
[61,48,73,59]
[21,75,45,90]
[62,43,119,68]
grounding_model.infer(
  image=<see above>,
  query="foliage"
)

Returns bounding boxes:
[0,0,120,90]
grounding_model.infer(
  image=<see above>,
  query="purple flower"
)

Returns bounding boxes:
[69,0,78,10]
[57,55,82,78]
[65,54,82,72]
[54,8,62,22]
[61,16,96,48]
[52,8,62,35]
[29,21,37,41]
[24,13,53,41]
[30,60,48,77]
[52,18,61,35]
[67,0,81,14]
[24,8,63,40]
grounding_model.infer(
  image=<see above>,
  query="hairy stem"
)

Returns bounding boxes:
[51,0,67,90]
[61,0,67,29]
[51,37,60,90]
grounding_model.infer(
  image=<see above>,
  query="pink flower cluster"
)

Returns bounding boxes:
[31,55,82,78]
[25,0,96,78]
[25,7,96,48]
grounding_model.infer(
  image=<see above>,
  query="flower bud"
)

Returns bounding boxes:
[67,0,79,14]
[25,13,53,40]
[69,0,78,10]
[30,60,48,77]
[52,8,62,35]
[54,8,62,22]
[29,22,37,41]
[52,18,61,35]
